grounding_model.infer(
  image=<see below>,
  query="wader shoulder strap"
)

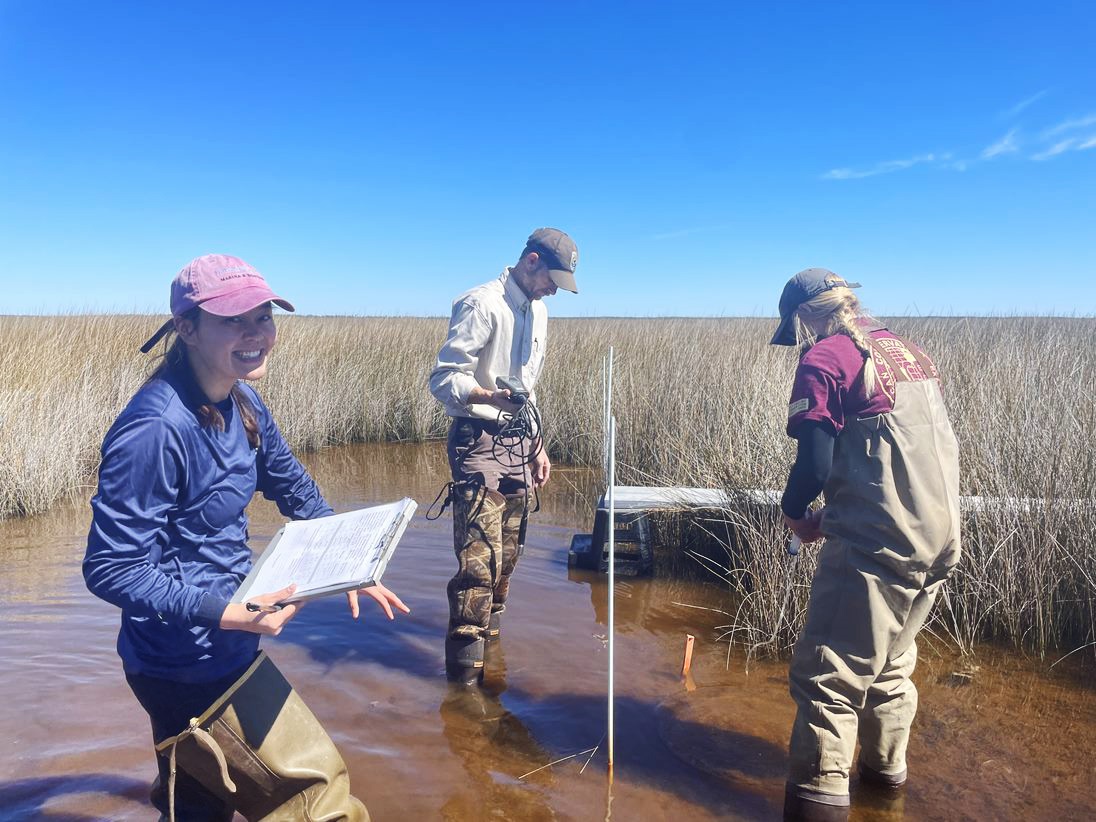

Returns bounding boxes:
[154,652,269,820]
[166,720,237,822]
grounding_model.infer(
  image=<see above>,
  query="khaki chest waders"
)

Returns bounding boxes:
[786,338,961,811]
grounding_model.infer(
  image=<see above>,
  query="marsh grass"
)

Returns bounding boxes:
[1,313,1093,657]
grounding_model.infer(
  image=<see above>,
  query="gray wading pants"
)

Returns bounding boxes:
[445,417,531,640]
[787,376,961,801]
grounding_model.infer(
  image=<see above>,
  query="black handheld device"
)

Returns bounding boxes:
[495,375,529,405]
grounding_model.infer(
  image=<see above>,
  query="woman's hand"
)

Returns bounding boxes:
[783,509,825,544]
[346,582,411,620]
[219,584,304,635]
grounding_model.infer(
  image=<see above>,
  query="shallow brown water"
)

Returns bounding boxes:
[1,442,1094,821]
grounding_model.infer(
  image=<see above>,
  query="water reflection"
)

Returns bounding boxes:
[0,441,1093,820]
[570,566,732,636]
[439,642,556,820]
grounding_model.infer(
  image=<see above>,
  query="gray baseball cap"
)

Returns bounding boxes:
[526,227,579,293]
[770,268,861,346]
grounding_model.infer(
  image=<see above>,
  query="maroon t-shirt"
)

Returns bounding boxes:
[787,327,939,438]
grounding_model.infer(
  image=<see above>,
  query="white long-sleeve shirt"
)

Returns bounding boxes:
[429,268,548,421]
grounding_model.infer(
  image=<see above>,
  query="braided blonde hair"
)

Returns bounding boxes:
[794,287,880,399]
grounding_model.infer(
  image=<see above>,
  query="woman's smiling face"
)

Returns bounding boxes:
[177,303,277,401]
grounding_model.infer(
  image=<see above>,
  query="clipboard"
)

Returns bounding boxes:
[231,497,417,604]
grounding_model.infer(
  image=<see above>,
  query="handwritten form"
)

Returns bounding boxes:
[234,499,414,601]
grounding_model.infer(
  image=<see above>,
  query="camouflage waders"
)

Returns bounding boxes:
[447,483,507,640]
[786,340,961,814]
[488,493,528,639]
[444,417,533,680]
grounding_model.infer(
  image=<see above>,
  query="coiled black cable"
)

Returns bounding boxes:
[426,396,544,524]
[490,397,543,468]
[493,398,543,526]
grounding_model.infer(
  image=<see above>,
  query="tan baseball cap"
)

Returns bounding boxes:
[525,227,579,293]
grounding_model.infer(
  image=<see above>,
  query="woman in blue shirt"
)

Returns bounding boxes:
[85,254,407,821]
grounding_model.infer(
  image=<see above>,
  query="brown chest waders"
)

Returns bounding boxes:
[785,338,961,816]
[154,652,368,822]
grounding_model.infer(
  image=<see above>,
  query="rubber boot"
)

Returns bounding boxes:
[783,785,850,822]
[155,652,368,822]
[445,635,485,685]
[858,762,907,789]
[489,494,527,641]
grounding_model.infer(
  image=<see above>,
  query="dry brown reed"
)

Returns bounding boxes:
[1,313,1093,657]
[904,317,1096,660]
[646,316,1096,662]
[0,315,150,519]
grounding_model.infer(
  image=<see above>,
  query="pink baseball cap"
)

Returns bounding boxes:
[140,254,295,353]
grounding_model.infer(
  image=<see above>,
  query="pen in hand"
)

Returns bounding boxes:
[245,601,285,614]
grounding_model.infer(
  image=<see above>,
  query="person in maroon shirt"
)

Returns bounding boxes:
[771,269,961,821]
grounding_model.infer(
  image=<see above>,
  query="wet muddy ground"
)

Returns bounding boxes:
[1,442,1094,820]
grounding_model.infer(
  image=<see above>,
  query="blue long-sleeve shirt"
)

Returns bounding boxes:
[84,363,332,682]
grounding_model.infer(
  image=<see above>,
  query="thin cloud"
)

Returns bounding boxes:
[1033,139,1076,161]
[821,153,939,180]
[1001,90,1049,119]
[1043,113,1096,138]
[1034,133,1096,159]
[822,109,1096,179]
[982,129,1020,159]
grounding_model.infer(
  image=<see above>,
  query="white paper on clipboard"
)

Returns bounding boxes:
[231,497,416,604]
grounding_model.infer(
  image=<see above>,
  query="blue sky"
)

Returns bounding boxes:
[1,1,1093,317]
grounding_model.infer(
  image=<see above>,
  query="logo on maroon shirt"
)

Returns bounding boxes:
[870,337,935,403]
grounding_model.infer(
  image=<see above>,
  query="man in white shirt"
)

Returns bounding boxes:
[429,228,579,684]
